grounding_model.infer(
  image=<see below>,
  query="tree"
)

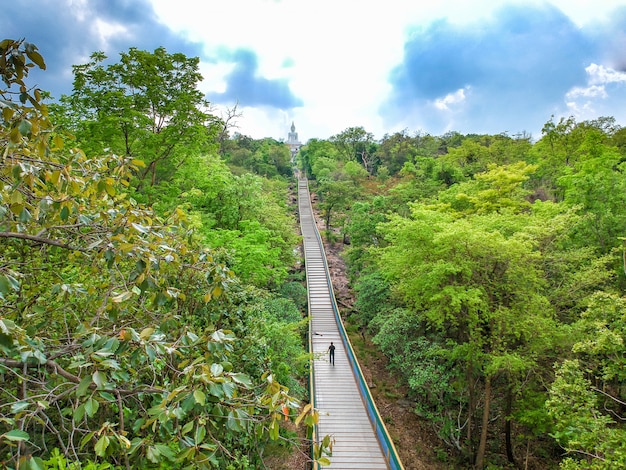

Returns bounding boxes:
[57,47,220,189]
[547,293,626,469]
[330,126,378,174]
[557,135,626,254]
[297,139,339,180]
[374,201,555,467]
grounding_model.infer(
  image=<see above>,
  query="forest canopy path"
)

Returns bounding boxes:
[298,178,404,469]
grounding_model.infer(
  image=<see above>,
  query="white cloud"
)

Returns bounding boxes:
[585,63,626,85]
[93,19,131,50]
[566,84,607,100]
[434,87,468,110]
[564,63,626,122]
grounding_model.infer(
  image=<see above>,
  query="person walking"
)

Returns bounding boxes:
[328,342,336,366]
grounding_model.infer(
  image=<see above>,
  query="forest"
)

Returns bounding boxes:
[1,38,626,469]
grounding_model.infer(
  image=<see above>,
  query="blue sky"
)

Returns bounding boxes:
[4,0,626,142]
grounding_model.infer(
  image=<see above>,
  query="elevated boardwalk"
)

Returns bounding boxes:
[298,178,403,470]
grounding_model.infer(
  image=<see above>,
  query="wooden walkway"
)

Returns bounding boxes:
[298,178,395,469]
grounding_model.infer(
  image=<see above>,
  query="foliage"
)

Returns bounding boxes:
[0,39,323,469]
[222,136,292,178]
[547,293,626,469]
[55,47,220,189]
[320,118,626,468]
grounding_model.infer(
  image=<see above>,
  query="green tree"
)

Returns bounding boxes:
[57,47,220,189]
[297,139,339,180]
[374,200,556,467]
[547,293,626,470]
[558,135,626,254]
[330,126,378,174]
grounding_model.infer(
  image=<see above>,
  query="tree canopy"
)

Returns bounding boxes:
[1,39,323,470]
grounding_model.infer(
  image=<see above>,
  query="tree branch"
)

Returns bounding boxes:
[0,357,164,396]
[0,231,87,252]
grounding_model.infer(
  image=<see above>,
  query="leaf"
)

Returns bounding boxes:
[10,401,30,414]
[222,382,236,399]
[79,431,95,450]
[60,205,70,222]
[295,403,312,427]
[210,363,223,377]
[193,389,206,406]
[146,445,160,463]
[28,456,45,470]
[18,119,32,135]
[117,434,131,449]
[85,397,99,418]
[140,327,154,340]
[194,425,206,445]
[181,421,194,435]
[92,370,106,389]
[268,419,278,440]
[111,291,133,303]
[94,434,110,457]
[2,429,30,442]
[0,274,20,295]
[155,444,175,461]
[131,223,149,234]
[318,457,331,466]
[52,135,64,150]
[229,373,252,388]
[26,50,46,69]
[73,404,85,422]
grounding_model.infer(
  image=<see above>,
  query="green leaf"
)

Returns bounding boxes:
[94,434,110,457]
[0,274,20,295]
[268,419,278,440]
[2,429,30,442]
[79,431,95,450]
[60,205,70,221]
[194,425,206,444]
[146,445,160,463]
[193,389,206,406]
[10,401,30,414]
[155,444,175,461]
[18,119,32,135]
[27,456,44,470]
[92,370,106,389]
[181,421,194,435]
[222,382,236,399]
[73,404,85,422]
[229,373,252,388]
[85,397,99,418]
[318,457,331,466]
[210,363,223,376]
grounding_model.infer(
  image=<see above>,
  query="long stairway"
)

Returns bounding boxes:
[298,178,404,470]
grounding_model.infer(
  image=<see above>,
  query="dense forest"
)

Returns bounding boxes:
[298,118,626,468]
[2,38,626,469]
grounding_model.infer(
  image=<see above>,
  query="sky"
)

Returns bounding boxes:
[4,0,626,143]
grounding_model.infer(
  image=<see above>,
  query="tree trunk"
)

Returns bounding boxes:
[467,363,475,463]
[505,385,516,466]
[475,375,492,469]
